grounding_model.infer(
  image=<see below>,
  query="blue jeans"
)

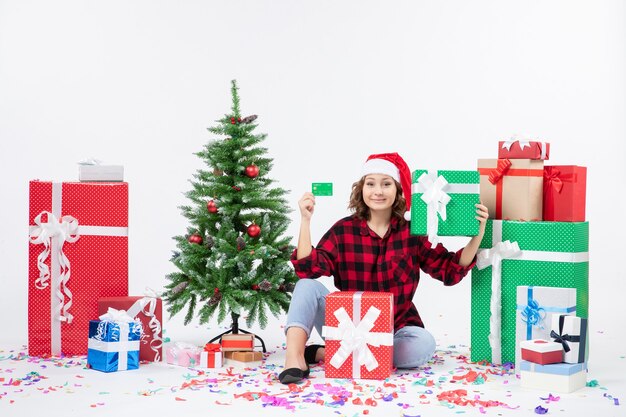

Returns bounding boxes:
[285,278,436,369]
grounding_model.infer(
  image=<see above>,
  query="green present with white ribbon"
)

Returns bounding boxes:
[410,170,480,244]
[470,219,589,365]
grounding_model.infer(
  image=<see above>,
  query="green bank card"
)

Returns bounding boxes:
[312,183,333,196]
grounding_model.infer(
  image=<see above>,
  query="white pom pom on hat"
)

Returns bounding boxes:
[360,152,412,221]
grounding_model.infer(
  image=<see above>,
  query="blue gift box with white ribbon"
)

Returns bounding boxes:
[87,308,142,373]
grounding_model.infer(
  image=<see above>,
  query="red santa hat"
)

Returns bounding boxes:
[360,152,412,221]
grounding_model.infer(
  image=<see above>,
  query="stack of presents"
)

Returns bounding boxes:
[27,164,262,373]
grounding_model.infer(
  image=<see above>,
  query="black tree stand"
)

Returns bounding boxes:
[208,312,267,353]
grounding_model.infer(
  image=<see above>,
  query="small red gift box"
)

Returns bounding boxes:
[543,166,587,222]
[322,291,394,380]
[200,343,223,368]
[28,181,129,356]
[498,139,550,160]
[520,339,563,365]
[220,334,254,351]
[98,296,163,362]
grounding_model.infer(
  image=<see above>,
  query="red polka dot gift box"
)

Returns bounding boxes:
[28,181,129,357]
[322,291,394,380]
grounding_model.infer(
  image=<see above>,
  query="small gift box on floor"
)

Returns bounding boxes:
[520,360,587,393]
[543,165,587,222]
[322,291,394,380]
[410,169,480,244]
[224,351,263,367]
[550,314,588,364]
[221,334,255,351]
[98,296,163,362]
[200,343,223,368]
[87,308,142,372]
[165,342,202,367]
[520,339,563,365]
[498,138,550,160]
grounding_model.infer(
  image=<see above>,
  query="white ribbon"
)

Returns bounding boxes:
[126,296,163,361]
[416,171,450,245]
[322,292,393,378]
[28,182,129,356]
[78,157,102,165]
[476,220,589,364]
[501,137,531,151]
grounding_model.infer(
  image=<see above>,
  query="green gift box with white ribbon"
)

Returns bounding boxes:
[410,170,480,244]
[470,219,589,365]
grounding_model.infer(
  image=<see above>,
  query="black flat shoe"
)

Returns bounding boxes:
[278,366,310,384]
[304,344,324,365]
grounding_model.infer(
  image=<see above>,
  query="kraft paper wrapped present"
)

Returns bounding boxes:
[322,291,394,380]
[543,165,587,222]
[199,343,223,368]
[87,308,142,373]
[520,361,587,393]
[224,351,263,367]
[410,170,480,244]
[550,314,588,364]
[515,286,576,366]
[221,334,255,351]
[165,342,202,367]
[28,180,129,356]
[498,139,550,160]
[98,296,163,362]
[470,220,588,365]
[520,339,563,365]
[478,159,544,221]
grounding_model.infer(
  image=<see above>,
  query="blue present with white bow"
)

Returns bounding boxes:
[515,286,576,367]
[87,308,142,372]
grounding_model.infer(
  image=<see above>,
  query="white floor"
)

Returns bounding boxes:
[1,320,624,417]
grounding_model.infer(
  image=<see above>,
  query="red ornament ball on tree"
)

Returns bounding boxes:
[247,223,261,238]
[188,234,203,245]
[245,164,260,178]
[251,284,260,290]
[207,200,218,213]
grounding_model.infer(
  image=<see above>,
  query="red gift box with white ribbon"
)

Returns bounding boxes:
[98,296,163,362]
[498,139,550,160]
[322,291,394,380]
[28,180,129,356]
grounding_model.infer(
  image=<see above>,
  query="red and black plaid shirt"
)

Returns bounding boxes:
[291,215,476,331]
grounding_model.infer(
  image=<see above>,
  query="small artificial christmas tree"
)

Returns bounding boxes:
[165,80,298,341]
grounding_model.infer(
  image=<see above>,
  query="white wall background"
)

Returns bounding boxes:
[1,1,624,349]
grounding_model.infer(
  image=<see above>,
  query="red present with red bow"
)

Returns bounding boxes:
[98,296,163,362]
[200,343,223,367]
[322,291,394,380]
[478,159,544,221]
[498,139,550,160]
[28,181,129,356]
[543,166,587,222]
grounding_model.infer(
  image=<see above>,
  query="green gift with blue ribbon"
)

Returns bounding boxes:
[87,308,142,372]
[515,286,577,366]
[470,220,588,365]
[410,170,479,245]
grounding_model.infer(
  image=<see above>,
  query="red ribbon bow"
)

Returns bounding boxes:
[544,169,564,193]
[203,343,221,352]
[488,158,512,185]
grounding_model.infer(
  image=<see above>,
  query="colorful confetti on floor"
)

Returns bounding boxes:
[0,344,623,416]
